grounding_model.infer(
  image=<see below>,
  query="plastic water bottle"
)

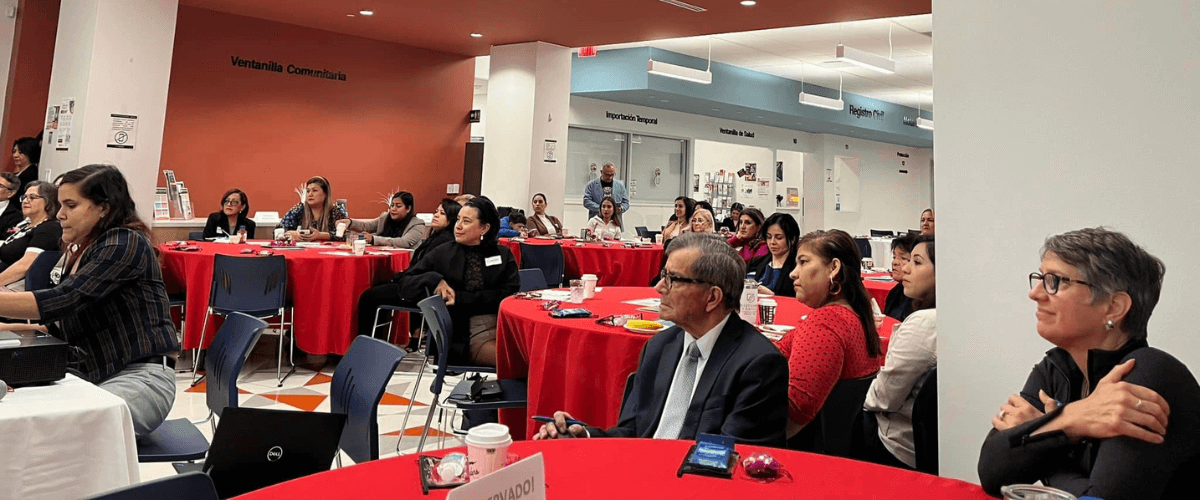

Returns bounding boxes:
[740,279,758,324]
[237,225,247,244]
[353,233,367,256]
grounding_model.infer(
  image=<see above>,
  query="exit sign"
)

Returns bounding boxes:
[579,46,597,57]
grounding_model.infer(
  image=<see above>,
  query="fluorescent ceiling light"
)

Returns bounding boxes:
[799,92,844,110]
[835,44,895,74]
[358,9,374,16]
[647,60,712,84]
[740,0,757,5]
[916,117,934,130]
[470,33,483,38]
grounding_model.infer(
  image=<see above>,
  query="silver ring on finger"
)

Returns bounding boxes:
[998,410,1006,419]
[1136,399,1143,409]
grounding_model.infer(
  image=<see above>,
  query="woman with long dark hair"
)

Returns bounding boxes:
[775,229,882,439]
[202,188,256,239]
[526,193,563,237]
[396,197,520,366]
[584,195,624,240]
[336,191,425,248]
[728,207,768,263]
[661,196,695,242]
[746,212,800,297]
[411,198,461,264]
[11,136,40,194]
[0,164,179,438]
[278,176,347,242]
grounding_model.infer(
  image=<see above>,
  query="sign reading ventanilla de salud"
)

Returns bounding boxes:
[230,56,348,82]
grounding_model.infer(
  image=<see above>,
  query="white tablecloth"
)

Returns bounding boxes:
[0,374,139,500]
[868,237,894,271]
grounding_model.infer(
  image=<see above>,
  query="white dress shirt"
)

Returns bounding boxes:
[653,313,731,439]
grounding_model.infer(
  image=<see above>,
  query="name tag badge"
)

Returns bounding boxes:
[485,255,503,267]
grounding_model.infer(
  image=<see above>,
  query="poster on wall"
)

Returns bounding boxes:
[786,187,800,208]
[55,98,75,151]
[738,163,757,181]
[543,139,557,163]
[775,161,784,182]
[107,114,139,150]
[757,179,770,196]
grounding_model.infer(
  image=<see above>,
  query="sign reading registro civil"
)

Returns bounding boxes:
[446,453,546,500]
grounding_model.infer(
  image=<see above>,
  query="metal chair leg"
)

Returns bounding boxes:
[277,308,296,387]
[416,399,440,454]
[190,311,212,386]
[396,344,431,455]
[372,308,394,341]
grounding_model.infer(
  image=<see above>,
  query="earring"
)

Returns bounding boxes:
[1105,320,1115,331]
[828,277,842,296]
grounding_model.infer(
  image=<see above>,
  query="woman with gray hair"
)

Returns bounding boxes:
[0,181,61,290]
[978,227,1200,499]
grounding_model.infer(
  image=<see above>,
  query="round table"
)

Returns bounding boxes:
[500,237,664,287]
[160,241,412,355]
[231,439,993,499]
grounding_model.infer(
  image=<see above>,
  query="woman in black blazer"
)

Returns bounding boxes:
[746,213,801,298]
[202,188,256,239]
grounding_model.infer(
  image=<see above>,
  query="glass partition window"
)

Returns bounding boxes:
[566,128,626,199]
[627,135,687,205]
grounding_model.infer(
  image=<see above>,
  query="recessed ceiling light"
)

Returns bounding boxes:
[470,33,483,38]
[712,108,720,111]
[661,100,669,102]
[346,13,355,17]
[358,9,374,16]
[740,0,757,5]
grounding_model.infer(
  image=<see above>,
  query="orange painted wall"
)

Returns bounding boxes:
[160,6,473,218]
[1,0,60,172]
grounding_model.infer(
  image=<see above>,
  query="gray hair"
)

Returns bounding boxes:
[25,181,60,217]
[665,232,745,311]
[1042,227,1164,338]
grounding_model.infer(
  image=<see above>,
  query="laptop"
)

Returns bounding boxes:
[201,406,347,499]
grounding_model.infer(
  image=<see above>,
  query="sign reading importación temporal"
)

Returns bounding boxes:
[230,56,348,82]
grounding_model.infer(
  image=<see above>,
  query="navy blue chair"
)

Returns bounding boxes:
[413,296,526,453]
[81,472,217,500]
[138,312,268,464]
[870,229,895,237]
[193,254,294,386]
[24,250,61,292]
[519,243,564,288]
[854,237,872,259]
[188,231,205,241]
[518,268,547,292]
[788,373,877,458]
[634,226,649,238]
[911,367,938,475]
[331,335,406,465]
[371,302,424,343]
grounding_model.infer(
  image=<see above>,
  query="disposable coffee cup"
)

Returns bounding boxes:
[581,274,598,299]
[273,228,285,240]
[336,221,348,238]
[654,234,663,245]
[757,298,777,325]
[465,423,512,481]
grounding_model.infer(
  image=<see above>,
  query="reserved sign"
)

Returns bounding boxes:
[447,453,545,500]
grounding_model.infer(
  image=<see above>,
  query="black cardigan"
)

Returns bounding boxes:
[396,241,520,364]
[883,284,913,321]
[202,211,257,239]
[977,338,1200,499]
[746,253,796,298]
[411,229,455,265]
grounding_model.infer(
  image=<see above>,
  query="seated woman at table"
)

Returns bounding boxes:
[690,207,715,233]
[746,213,799,297]
[411,199,461,264]
[335,191,425,248]
[883,234,917,321]
[776,229,882,440]
[919,208,934,236]
[0,181,62,291]
[396,197,519,366]
[717,202,744,233]
[978,228,1200,499]
[858,236,936,470]
[0,164,179,438]
[728,208,767,263]
[202,188,256,239]
[661,196,695,242]
[277,176,347,242]
[526,193,564,237]
[498,210,528,239]
[585,196,623,240]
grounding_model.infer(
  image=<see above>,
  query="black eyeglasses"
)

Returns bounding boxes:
[659,269,714,291]
[19,194,43,203]
[223,199,242,206]
[1029,272,1092,295]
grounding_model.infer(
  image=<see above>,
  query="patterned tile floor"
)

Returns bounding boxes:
[138,341,467,482]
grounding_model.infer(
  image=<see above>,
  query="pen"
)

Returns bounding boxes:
[532,415,589,427]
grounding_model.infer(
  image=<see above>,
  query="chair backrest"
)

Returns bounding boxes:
[519,243,564,288]
[911,367,938,474]
[417,296,455,397]
[330,335,406,463]
[24,250,62,292]
[853,237,872,259]
[188,231,205,241]
[635,226,649,238]
[790,373,877,457]
[209,254,288,316]
[206,312,269,418]
[518,268,547,292]
[81,471,218,500]
[870,229,894,238]
[908,229,921,236]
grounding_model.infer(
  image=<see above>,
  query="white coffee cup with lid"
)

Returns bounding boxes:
[464,423,512,481]
[581,274,598,299]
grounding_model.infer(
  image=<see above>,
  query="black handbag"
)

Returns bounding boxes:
[469,379,503,402]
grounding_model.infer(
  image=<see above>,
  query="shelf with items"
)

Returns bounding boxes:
[702,171,737,220]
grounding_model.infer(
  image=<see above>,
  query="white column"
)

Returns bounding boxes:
[480,42,570,219]
[0,1,17,104]
[934,0,1200,482]
[41,0,177,225]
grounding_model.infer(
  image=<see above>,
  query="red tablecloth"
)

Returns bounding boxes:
[495,287,898,441]
[500,237,664,286]
[233,438,992,500]
[160,242,412,355]
[861,272,898,307]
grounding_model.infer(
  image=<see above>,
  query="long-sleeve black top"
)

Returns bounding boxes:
[745,253,796,298]
[977,338,1200,499]
[202,211,257,239]
[883,284,913,321]
[396,241,519,363]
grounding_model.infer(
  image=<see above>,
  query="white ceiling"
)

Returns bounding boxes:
[597,14,934,112]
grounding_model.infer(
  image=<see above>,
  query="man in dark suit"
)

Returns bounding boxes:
[0,173,23,235]
[535,232,789,446]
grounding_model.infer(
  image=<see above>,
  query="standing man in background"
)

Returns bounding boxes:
[584,162,629,218]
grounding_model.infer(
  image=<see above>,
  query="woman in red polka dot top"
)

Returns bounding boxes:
[774,229,883,439]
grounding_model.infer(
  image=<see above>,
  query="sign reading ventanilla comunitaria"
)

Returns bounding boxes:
[230,56,347,82]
